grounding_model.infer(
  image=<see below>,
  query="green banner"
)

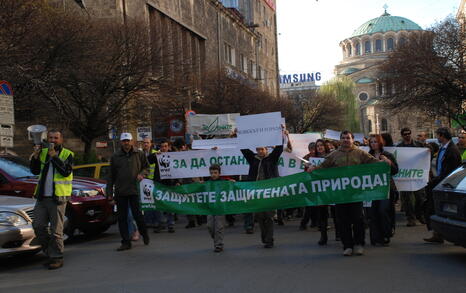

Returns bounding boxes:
[140,162,390,215]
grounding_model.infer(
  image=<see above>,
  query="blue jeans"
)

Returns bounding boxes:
[154,211,175,227]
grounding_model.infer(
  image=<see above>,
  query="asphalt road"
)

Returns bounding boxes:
[1,215,465,293]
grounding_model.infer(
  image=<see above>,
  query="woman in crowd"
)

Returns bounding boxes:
[313,139,333,245]
[368,134,399,246]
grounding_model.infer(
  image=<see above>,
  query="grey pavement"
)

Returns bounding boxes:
[1,214,465,293]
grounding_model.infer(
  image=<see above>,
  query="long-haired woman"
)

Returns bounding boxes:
[368,134,399,246]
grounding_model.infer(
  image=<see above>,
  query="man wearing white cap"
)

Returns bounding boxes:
[106,132,150,251]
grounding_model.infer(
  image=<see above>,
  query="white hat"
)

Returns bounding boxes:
[120,133,133,141]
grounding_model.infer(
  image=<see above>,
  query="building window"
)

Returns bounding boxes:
[240,54,247,73]
[375,39,382,52]
[347,44,352,56]
[381,118,388,132]
[368,119,372,132]
[355,43,361,55]
[399,37,406,46]
[376,82,383,96]
[364,40,371,54]
[387,38,394,51]
[224,43,235,66]
[248,60,256,78]
[358,92,369,101]
[221,0,239,8]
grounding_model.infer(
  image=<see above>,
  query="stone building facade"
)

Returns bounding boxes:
[11,0,279,158]
[334,9,445,142]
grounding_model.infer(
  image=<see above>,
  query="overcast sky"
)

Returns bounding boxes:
[276,0,460,84]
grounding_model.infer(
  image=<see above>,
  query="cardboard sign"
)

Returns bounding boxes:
[236,112,283,149]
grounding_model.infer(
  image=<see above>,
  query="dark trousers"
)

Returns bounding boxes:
[300,206,319,227]
[255,211,274,245]
[400,189,426,221]
[424,178,442,231]
[336,202,365,250]
[116,195,147,245]
[317,206,329,232]
[368,199,392,244]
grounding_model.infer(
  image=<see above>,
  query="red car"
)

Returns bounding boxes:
[0,154,115,237]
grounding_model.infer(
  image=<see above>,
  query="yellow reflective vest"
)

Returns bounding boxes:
[34,147,74,197]
[148,149,159,180]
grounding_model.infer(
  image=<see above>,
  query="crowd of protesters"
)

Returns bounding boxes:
[30,126,464,269]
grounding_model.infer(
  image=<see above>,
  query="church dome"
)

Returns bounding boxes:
[351,11,422,37]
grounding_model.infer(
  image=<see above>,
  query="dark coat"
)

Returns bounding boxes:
[435,141,462,181]
[106,147,149,197]
[241,145,283,182]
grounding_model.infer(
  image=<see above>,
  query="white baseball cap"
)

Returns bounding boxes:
[120,133,133,141]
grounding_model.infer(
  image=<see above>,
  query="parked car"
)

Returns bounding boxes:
[431,162,466,248]
[0,154,115,237]
[0,195,41,257]
[73,162,110,181]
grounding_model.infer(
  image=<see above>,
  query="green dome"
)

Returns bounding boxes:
[351,12,422,37]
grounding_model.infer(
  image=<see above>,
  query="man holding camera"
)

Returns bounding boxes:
[30,129,74,270]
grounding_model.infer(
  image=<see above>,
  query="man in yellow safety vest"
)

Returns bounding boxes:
[30,129,74,270]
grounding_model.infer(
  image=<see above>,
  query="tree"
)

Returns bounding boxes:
[189,69,293,116]
[319,76,360,131]
[380,16,466,129]
[285,91,346,133]
[1,1,161,159]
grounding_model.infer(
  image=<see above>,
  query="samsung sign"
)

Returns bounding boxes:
[279,72,322,84]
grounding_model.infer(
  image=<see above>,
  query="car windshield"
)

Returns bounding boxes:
[0,156,35,179]
[441,165,466,191]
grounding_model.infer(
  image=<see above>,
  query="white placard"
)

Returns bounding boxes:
[324,129,341,140]
[289,133,322,158]
[236,112,283,149]
[137,126,152,141]
[0,136,13,148]
[354,133,365,143]
[187,113,239,136]
[192,138,238,149]
[0,124,13,136]
[0,95,14,125]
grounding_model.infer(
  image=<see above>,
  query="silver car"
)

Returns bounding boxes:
[0,196,41,257]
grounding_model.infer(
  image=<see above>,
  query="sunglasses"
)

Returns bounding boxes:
[402,133,411,136]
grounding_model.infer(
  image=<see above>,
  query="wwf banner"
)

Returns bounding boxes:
[140,162,390,215]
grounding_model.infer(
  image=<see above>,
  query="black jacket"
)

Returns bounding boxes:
[435,141,462,181]
[241,145,283,182]
[30,146,74,202]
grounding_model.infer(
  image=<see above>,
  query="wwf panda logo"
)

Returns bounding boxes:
[159,154,170,168]
[143,184,152,200]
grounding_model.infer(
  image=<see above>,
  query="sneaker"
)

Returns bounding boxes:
[116,243,132,251]
[424,233,444,244]
[168,226,175,233]
[354,245,364,255]
[343,248,353,256]
[48,258,64,270]
[153,226,161,233]
[277,219,285,226]
[214,247,223,253]
[264,243,274,248]
[246,229,254,234]
[417,216,426,225]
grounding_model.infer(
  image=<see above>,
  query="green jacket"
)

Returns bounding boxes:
[106,147,149,197]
